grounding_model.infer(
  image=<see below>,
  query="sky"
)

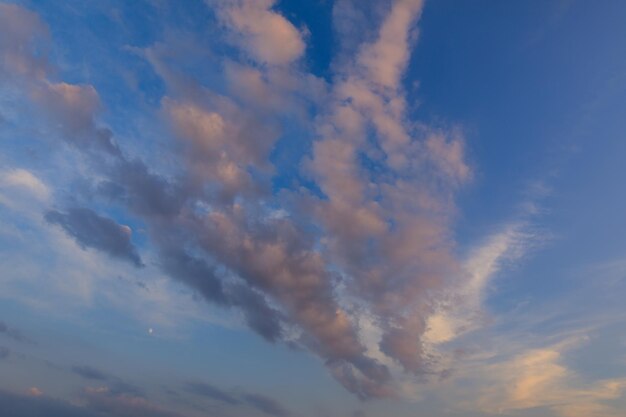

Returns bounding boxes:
[1,1,626,416]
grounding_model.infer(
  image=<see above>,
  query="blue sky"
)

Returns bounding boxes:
[1,1,626,416]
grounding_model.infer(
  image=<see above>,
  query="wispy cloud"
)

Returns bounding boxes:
[0,320,36,345]
[477,337,626,417]
[184,381,290,416]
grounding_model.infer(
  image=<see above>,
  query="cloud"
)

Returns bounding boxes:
[356,0,424,89]
[162,97,275,200]
[71,365,145,399]
[45,207,143,267]
[103,158,184,218]
[72,365,109,381]
[82,386,182,417]
[36,82,100,133]
[477,339,626,417]
[184,381,290,417]
[32,82,121,156]
[0,384,178,417]
[38,0,466,399]
[158,247,284,342]
[28,387,43,397]
[302,0,471,391]
[0,0,477,401]
[184,381,240,406]
[0,3,119,157]
[0,320,35,345]
[1,169,50,201]
[423,222,533,346]
[242,393,290,417]
[0,3,49,78]
[214,0,305,65]
[0,389,101,417]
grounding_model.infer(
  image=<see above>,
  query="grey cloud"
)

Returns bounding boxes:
[184,382,240,406]
[0,321,35,345]
[107,381,145,399]
[72,365,108,381]
[72,365,144,398]
[0,368,176,417]
[243,393,290,417]
[184,381,290,417]
[229,284,284,343]
[108,159,184,218]
[0,389,101,417]
[159,247,283,342]
[83,386,183,417]
[327,359,392,400]
[45,207,143,267]
[159,249,227,305]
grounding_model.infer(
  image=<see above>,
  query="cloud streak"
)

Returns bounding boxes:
[478,338,626,417]
[0,320,35,345]
[184,381,290,417]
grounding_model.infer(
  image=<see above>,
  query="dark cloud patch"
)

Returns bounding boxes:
[72,365,108,381]
[0,321,35,345]
[45,207,143,267]
[0,346,10,359]
[229,284,284,343]
[160,248,283,343]
[184,381,239,406]
[106,380,145,399]
[108,159,184,218]
[159,249,226,305]
[243,393,290,417]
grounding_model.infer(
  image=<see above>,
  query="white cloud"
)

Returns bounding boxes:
[1,168,50,201]
[215,0,305,65]
[423,221,533,346]
[477,338,626,417]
